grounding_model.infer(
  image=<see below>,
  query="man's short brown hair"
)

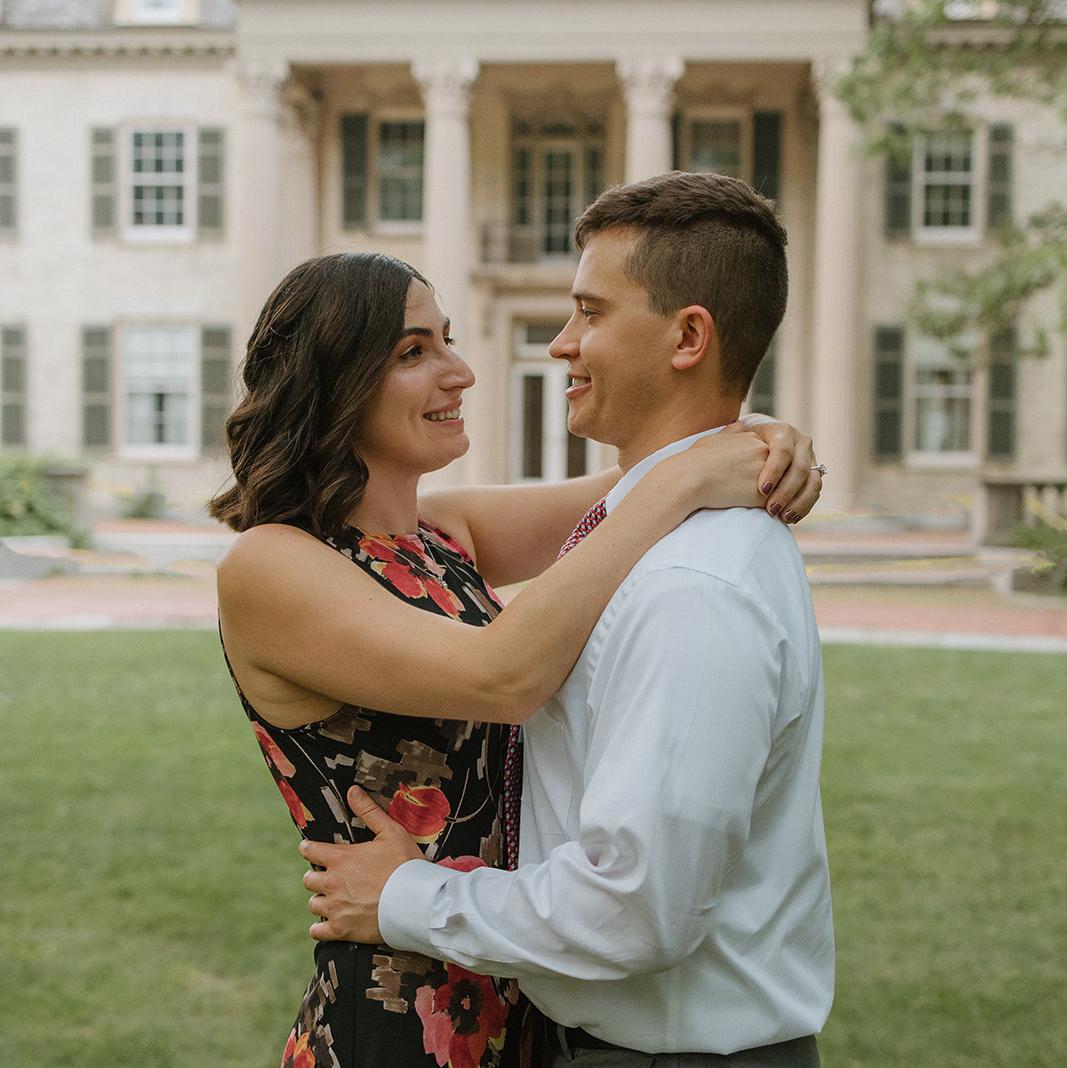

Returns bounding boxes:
[575,171,787,395]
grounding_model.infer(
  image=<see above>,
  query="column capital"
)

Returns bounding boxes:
[231,58,290,119]
[280,77,323,140]
[413,56,480,116]
[809,57,853,112]
[616,54,684,115]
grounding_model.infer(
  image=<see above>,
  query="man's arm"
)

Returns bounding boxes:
[304,565,789,980]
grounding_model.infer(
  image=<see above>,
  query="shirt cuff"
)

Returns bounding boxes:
[379,858,460,958]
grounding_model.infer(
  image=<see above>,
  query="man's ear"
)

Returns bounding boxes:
[671,305,716,372]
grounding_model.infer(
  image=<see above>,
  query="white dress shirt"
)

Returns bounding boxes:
[380,429,835,1055]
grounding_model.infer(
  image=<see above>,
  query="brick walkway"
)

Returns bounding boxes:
[2,521,1066,650]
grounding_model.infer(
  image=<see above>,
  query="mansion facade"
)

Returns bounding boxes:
[1,0,1064,521]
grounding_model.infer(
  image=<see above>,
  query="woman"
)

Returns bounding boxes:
[210,252,820,1068]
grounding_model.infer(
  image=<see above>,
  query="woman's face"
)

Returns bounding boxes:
[355,280,476,480]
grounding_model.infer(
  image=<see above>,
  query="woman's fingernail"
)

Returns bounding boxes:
[769,502,782,517]
[783,510,797,523]
[760,481,773,495]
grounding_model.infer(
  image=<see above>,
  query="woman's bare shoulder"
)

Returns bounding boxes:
[218,523,331,596]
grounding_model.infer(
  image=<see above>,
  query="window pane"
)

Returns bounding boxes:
[524,324,560,346]
[378,121,424,222]
[689,121,742,177]
[542,150,574,254]
[123,327,195,447]
[521,375,544,478]
[912,342,974,454]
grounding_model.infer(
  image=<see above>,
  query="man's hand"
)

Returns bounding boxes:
[300,786,425,943]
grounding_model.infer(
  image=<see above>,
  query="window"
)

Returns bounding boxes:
[684,118,745,178]
[509,117,605,260]
[341,115,425,229]
[916,130,977,238]
[886,124,1013,242]
[377,121,424,222]
[122,326,198,456]
[0,129,15,235]
[1,325,27,448]
[126,129,191,237]
[909,335,977,461]
[122,0,195,25]
[510,324,597,481]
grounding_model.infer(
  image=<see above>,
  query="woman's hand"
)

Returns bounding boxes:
[665,430,771,513]
[729,414,823,524]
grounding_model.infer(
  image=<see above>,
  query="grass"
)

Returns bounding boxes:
[0,633,1063,1067]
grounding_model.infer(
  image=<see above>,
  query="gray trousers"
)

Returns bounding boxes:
[546,1031,820,1068]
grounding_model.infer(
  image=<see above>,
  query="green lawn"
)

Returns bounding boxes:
[0,633,1063,1067]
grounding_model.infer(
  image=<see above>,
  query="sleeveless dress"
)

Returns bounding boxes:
[224,522,521,1068]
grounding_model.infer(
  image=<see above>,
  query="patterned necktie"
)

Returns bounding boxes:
[501,496,608,871]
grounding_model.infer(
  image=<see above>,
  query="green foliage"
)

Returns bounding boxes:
[1,633,1065,1066]
[0,455,81,538]
[835,0,1067,351]
[1011,519,1067,587]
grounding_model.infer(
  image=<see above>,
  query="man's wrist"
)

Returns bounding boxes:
[378,858,459,956]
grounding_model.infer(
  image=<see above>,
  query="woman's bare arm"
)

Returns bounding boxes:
[419,416,819,589]
[218,430,773,730]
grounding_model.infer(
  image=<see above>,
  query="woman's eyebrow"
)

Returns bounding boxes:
[398,318,450,341]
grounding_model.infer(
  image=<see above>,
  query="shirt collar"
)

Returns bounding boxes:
[604,425,727,515]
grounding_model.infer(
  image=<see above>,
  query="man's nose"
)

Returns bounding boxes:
[549,315,580,361]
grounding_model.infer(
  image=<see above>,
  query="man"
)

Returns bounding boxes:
[301,171,834,1066]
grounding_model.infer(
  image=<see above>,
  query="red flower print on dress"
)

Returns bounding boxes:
[358,535,400,563]
[276,778,313,829]
[388,783,451,843]
[416,964,508,1068]
[371,559,427,599]
[423,576,465,618]
[253,721,297,777]
[438,856,488,873]
[281,1028,315,1068]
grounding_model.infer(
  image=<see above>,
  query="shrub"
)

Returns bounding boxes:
[0,456,82,539]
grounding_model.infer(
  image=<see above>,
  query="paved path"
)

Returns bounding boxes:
[2,521,1066,651]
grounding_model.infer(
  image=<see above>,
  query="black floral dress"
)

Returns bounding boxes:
[225,522,520,1068]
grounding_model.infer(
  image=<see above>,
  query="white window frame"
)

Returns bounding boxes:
[115,0,199,26]
[371,111,424,234]
[120,124,197,243]
[905,333,980,469]
[912,127,986,245]
[117,324,200,461]
[509,324,597,483]
[678,107,751,181]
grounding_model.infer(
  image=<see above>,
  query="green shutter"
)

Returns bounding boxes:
[198,127,225,238]
[0,128,17,235]
[986,326,1016,461]
[986,124,1013,231]
[341,114,369,229]
[752,111,782,203]
[671,112,682,171]
[90,128,117,237]
[747,335,777,416]
[200,325,232,451]
[885,127,912,239]
[873,325,905,460]
[1,325,27,447]
[82,326,112,448]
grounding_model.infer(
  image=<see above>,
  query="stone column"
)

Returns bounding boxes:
[617,54,684,182]
[279,77,322,268]
[809,62,863,511]
[233,60,291,347]
[413,56,481,483]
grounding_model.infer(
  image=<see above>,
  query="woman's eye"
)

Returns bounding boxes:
[399,346,422,361]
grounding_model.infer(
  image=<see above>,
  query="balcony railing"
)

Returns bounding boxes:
[480,222,579,266]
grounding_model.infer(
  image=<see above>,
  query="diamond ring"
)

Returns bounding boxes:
[810,464,828,476]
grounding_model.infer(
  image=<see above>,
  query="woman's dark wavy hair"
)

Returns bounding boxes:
[208,252,428,536]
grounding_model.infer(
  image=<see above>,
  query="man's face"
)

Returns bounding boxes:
[550,228,676,453]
